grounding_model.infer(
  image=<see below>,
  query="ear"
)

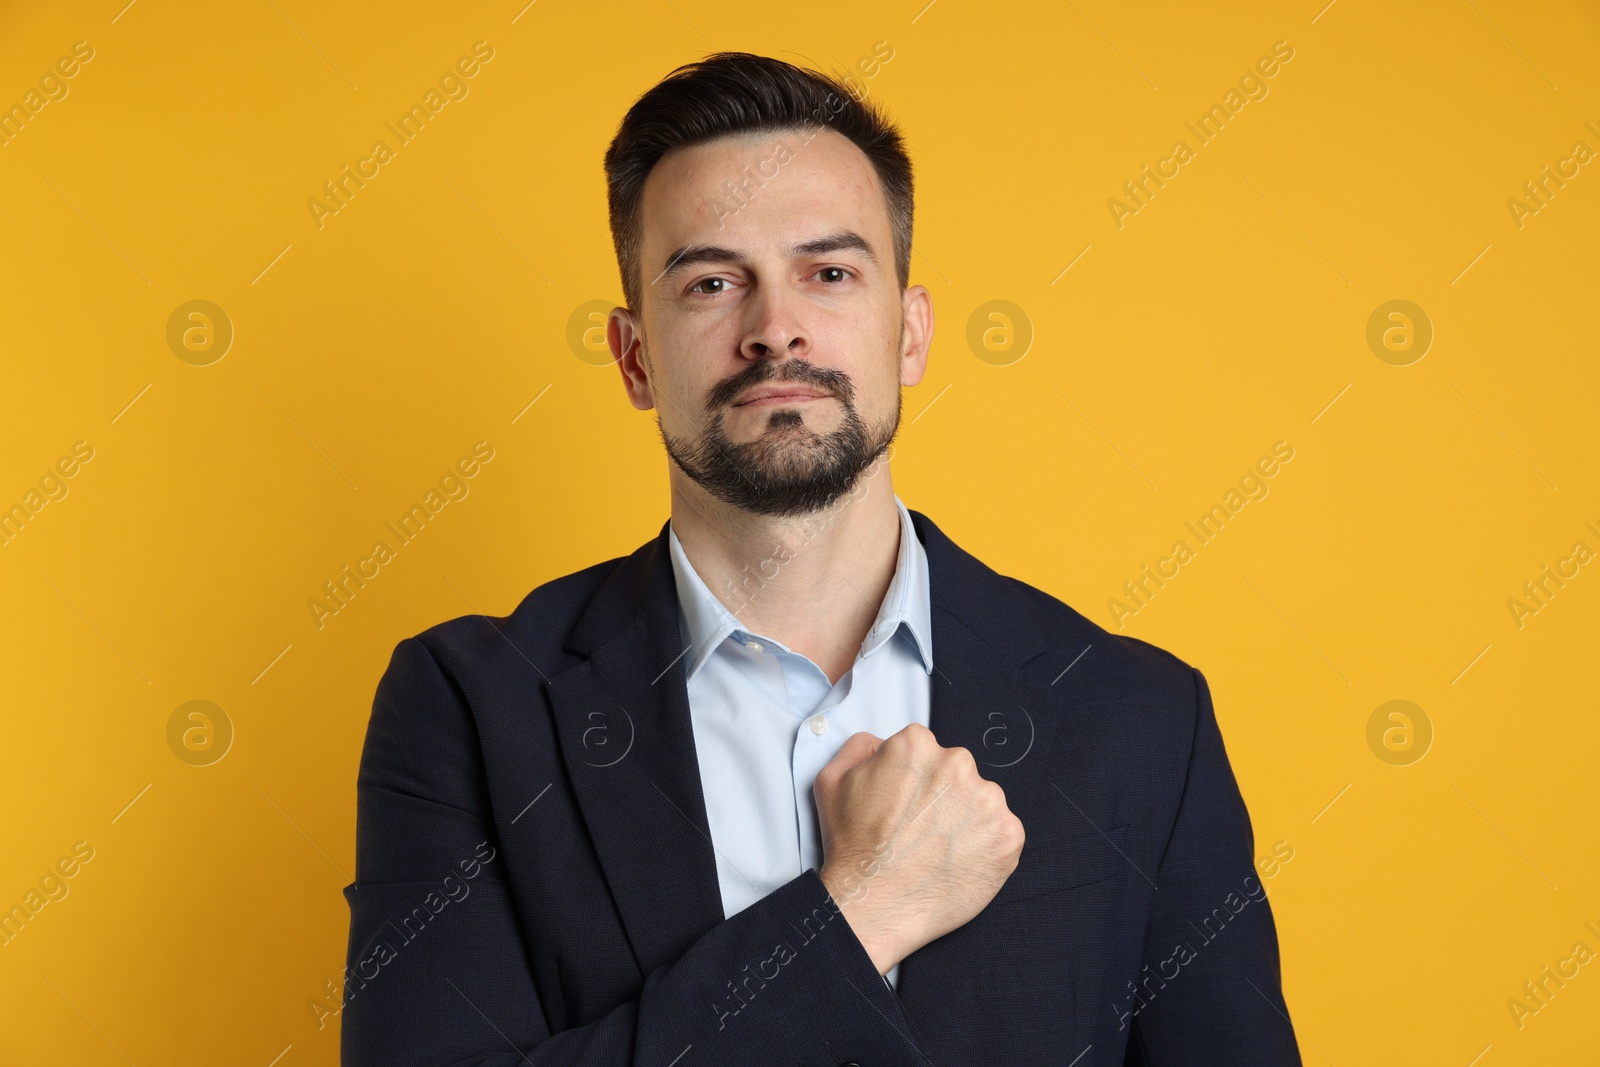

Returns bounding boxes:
[898,285,932,387]
[610,306,656,411]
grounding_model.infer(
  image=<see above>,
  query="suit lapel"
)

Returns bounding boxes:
[910,508,1060,806]
[896,511,1081,1030]
[544,523,727,977]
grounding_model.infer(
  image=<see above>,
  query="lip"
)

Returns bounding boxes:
[733,387,833,407]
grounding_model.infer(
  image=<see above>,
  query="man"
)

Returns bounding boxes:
[342,51,1301,1066]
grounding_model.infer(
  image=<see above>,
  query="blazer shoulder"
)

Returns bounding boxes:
[403,550,633,675]
[1002,574,1201,705]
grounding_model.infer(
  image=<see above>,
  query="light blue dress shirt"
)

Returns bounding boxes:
[667,494,933,993]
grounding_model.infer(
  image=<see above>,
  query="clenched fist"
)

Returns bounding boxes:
[813,722,1025,975]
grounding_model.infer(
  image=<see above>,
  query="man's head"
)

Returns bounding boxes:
[603,52,932,518]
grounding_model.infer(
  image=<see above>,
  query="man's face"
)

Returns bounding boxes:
[611,126,930,518]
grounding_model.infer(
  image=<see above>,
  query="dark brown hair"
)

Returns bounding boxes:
[603,51,913,314]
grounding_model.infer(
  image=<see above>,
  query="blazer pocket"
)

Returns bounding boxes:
[989,821,1131,907]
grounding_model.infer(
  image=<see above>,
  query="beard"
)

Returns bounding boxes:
[658,350,901,519]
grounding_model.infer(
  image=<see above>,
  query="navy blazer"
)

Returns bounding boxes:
[342,509,1302,1065]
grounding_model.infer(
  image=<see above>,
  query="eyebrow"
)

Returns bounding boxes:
[654,230,879,287]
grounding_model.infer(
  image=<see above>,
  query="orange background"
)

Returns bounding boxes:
[2,0,1597,1062]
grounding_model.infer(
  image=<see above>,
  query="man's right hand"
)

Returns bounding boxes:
[813,723,1025,976]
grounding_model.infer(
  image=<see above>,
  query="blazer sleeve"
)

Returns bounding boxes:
[1121,667,1303,1066]
[341,636,928,1067]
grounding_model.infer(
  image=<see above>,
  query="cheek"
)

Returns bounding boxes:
[863,319,906,385]
[651,342,727,422]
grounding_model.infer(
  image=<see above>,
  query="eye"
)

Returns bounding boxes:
[688,277,731,295]
[815,267,852,284]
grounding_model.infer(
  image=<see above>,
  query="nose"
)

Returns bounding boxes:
[739,287,810,364]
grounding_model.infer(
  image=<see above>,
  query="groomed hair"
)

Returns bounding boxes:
[603,51,913,314]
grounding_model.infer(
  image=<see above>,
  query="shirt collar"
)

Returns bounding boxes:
[667,495,934,682]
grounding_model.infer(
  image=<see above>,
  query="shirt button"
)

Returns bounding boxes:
[809,715,828,735]
[744,638,764,652]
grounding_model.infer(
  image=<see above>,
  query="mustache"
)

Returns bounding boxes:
[706,358,855,412]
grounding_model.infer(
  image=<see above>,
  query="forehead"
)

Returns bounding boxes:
[638,126,891,267]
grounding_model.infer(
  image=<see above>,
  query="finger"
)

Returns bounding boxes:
[825,730,883,773]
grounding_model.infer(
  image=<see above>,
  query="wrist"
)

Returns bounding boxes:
[820,864,902,976]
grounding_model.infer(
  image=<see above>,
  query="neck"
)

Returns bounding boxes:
[668,454,901,685]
